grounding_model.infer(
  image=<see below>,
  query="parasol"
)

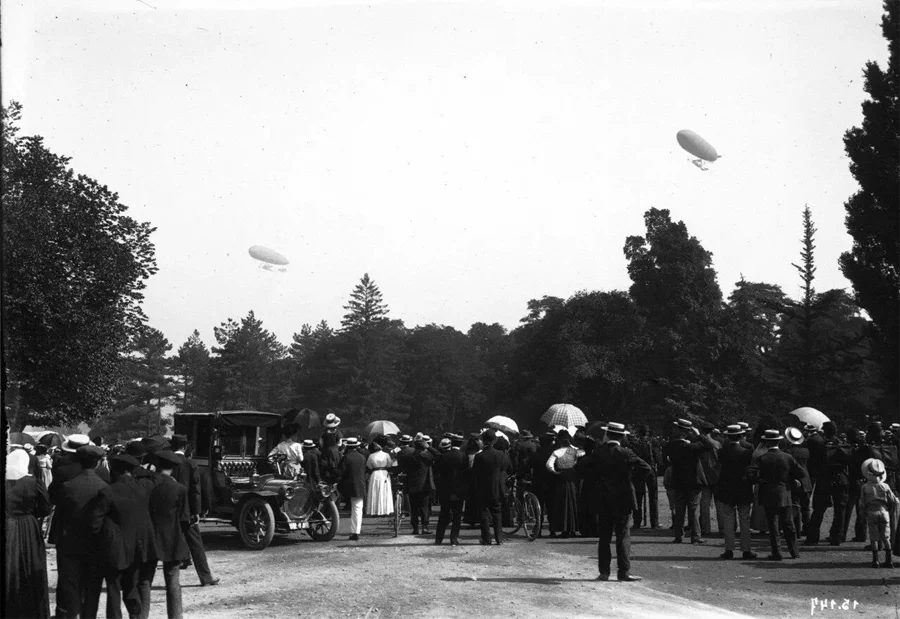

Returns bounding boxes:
[283,408,321,431]
[363,420,401,440]
[485,415,519,435]
[35,431,63,448]
[787,407,830,430]
[9,432,37,446]
[541,403,587,428]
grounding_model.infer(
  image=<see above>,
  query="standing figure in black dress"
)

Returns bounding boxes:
[4,448,52,618]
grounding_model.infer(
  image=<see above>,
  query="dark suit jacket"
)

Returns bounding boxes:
[56,469,108,557]
[806,433,826,479]
[783,444,812,493]
[133,465,161,494]
[338,448,367,498]
[48,453,84,544]
[397,447,434,494]
[576,441,651,516]
[90,475,159,570]
[715,441,754,506]
[173,453,202,516]
[472,445,512,504]
[303,447,322,484]
[149,475,190,563]
[749,448,807,509]
[434,449,469,502]
[514,439,538,478]
[665,436,714,490]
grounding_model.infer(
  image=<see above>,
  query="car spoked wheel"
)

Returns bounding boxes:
[238,498,276,550]
[308,499,340,541]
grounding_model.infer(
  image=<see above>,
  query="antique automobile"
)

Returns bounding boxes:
[173,410,339,550]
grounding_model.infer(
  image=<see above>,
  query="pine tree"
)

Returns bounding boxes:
[341,273,389,332]
[839,0,899,410]
[790,205,817,402]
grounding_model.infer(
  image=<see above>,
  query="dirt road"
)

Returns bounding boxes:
[46,490,899,619]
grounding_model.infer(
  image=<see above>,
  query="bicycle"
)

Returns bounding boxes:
[501,475,541,541]
[391,472,409,537]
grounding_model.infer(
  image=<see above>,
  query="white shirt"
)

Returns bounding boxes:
[269,439,304,474]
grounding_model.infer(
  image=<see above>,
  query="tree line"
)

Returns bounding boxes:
[3,1,897,438]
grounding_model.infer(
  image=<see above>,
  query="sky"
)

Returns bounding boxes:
[2,0,890,350]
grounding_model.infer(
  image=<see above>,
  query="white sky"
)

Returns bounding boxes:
[2,0,889,349]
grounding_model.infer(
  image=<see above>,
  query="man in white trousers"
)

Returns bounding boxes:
[339,437,368,541]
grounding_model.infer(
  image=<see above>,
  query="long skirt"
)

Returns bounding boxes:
[366,469,394,516]
[4,515,50,618]
[549,470,579,535]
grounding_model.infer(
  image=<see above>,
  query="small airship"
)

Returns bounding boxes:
[248,245,289,272]
[676,130,720,171]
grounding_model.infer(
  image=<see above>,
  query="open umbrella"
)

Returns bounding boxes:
[787,407,830,430]
[283,408,321,431]
[540,403,587,428]
[9,432,37,446]
[485,415,519,435]
[363,420,400,440]
[35,431,63,449]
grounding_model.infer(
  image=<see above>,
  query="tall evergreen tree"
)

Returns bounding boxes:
[839,0,899,409]
[173,329,210,413]
[341,273,389,332]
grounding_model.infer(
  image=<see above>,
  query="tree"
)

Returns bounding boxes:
[341,273,389,332]
[839,0,899,410]
[789,206,819,404]
[2,102,158,430]
[623,208,725,420]
[91,327,175,439]
[172,330,210,413]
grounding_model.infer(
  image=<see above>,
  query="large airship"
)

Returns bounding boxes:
[676,130,720,170]
[248,245,289,267]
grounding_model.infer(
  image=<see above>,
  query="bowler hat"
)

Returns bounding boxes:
[169,434,188,447]
[481,429,497,443]
[109,454,140,469]
[76,444,105,461]
[155,450,181,468]
[126,441,149,458]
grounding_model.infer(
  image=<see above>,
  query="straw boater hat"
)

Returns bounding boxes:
[343,437,360,448]
[785,427,804,445]
[803,424,818,433]
[723,424,745,437]
[324,414,341,429]
[301,439,316,449]
[399,434,412,445]
[62,434,91,453]
[439,438,452,450]
[737,422,750,430]
[603,422,630,436]
[673,419,694,430]
[762,429,783,441]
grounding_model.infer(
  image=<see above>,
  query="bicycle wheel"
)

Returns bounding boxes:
[502,495,523,537]
[521,492,541,541]
[393,493,402,537]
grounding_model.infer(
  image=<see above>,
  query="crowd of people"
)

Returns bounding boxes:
[5,414,899,617]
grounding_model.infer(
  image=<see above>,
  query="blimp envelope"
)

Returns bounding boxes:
[676,130,719,162]
[248,245,289,266]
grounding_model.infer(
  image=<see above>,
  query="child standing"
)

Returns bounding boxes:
[859,458,897,568]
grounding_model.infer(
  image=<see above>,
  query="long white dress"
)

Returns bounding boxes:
[365,451,394,516]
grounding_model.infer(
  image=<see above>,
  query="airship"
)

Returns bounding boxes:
[248,245,289,271]
[676,130,720,171]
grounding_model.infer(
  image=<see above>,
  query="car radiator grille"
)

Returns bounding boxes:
[284,490,311,518]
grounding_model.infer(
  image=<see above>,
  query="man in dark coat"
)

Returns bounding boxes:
[530,432,557,538]
[714,425,757,559]
[749,429,807,560]
[397,436,435,535]
[301,439,322,484]
[783,427,813,538]
[631,424,659,529]
[90,453,160,619]
[339,437,368,541]
[149,451,191,619]
[513,431,538,483]
[664,419,715,544]
[576,423,651,582]
[472,429,512,546]
[48,433,93,546]
[433,437,469,545]
[805,422,851,546]
[804,424,827,488]
[170,434,219,586]
[54,444,108,619]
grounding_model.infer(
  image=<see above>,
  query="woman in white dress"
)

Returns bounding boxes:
[365,443,394,516]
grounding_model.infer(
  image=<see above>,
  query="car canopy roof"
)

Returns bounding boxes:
[175,410,282,428]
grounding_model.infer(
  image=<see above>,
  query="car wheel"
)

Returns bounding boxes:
[238,497,276,550]
[307,499,340,541]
